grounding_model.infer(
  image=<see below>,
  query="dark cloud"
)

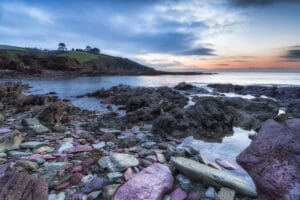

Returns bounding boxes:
[178,47,216,56]
[284,46,300,59]
[230,0,300,7]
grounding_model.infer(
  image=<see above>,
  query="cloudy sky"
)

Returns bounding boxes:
[0,0,300,70]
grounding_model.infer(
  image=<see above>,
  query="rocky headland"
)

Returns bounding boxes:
[0,81,299,200]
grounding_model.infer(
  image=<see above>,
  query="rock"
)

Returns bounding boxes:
[174,82,194,90]
[205,186,216,199]
[48,192,65,200]
[82,176,104,194]
[187,191,200,200]
[119,135,140,148]
[39,162,73,188]
[8,151,31,158]
[107,172,123,183]
[113,163,174,200]
[63,145,93,154]
[215,158,236,170]
[171,157,257,197]
[58,142,74,153]
[0,130,22,152]
[0,114,4,125]
[176,174,193,191]
[0,164,48,200]
[87,190,101,200]
[22,118,49,136]
[102,184,120,200]
[123,167,133,181]
[237,119,300,200]
[170,188,187,200]
[216,187,235,200]
[70,173,84,185]
[34,145,51,154]
[54,181,70,191]
[0,128,12,135]
[98,153,139,172]
[15,160,39,170]
[20,141,46,149]
[92,141,106,149]
[155,151,166,163]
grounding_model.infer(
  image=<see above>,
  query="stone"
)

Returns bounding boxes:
[92,141,106,149]
[63,145,93,154]
[102,184,120,200]
[70,173,84,185]
[215,158,236,170]
[98,153,139,172]
[113,163,174,200]
[48,192,65,200]
[39,162,73,188]
[155,151,166,163]
[82,176,104,194]
[20,141,46,149]
[176,174,193,191]
[22,118,49,136]
[34,145,51,154]
[58,142,74,153]
[119,135,140,148]
[123,167,133,181]
[0,130,22,152]
[170,188,187,200]
[0,128,12,135]
[87,190,101,200]
[107,172,123,183]
[54,181,70,191]
[205,186,216,199]
[8,151,31,158]
[0,114,4,125]
[171,157,257,197]
[15,160,39,170]
[216,187,235,200]
[237,119,300,200]
[0,164,48,200]
[187,191,201,200]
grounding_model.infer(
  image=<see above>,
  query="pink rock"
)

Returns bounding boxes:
[52,153,67,157]
[63,145,93,154]
[72,193,85,200]
[145,155,157,162]
[20,154,42,161]
[54,181,70,191]
[113,163,174,200]
[124,167,133,181]
[237,119,300,200]
[215,158,237,170]
[170,188,187,200]
[48,135,64,141]
[42,154,56,160]
[0,128,12,135]
[72,165,83,173]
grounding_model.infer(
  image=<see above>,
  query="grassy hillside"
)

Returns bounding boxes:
[60,51,99,64]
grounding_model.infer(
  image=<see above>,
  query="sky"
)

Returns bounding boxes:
[0,0,300,71]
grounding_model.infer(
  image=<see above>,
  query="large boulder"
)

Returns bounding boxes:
[113,163,174,200]
[0,130,22,152]
[0,164,48,200]
[153,97,235,139]
[171,157,257,198]
[237,119,300,200]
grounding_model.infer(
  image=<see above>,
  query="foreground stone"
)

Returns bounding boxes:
[171,157,257,197]
[113,163,174,200]
[98,153,139,172]
[0,130,22,152]
[237,119,300,200]
[22,118,49,136]
[0,164,48,200]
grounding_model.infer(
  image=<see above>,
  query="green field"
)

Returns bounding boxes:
[61,51,99,64]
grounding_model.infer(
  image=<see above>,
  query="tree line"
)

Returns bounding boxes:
[58,43,100,54]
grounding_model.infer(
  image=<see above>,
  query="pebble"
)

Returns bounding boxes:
[170,187,188,200]
[216,187,236,200]
[205,187,217,199]
[107,172,123,183]
[58,142,74,153]
[15,160,39,170]
[20,141,46,149]
[87,190,101,200]
[92,141,106,149]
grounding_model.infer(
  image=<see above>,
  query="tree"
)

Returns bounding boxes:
[90,48,100,54]
[58,42,67,52]
[85,45,92,52]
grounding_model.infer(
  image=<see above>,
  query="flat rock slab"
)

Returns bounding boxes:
[0,164,48,200]
[237,119,300,200]
[98,153,139,172]
[171,157,257,198]
[113,163,174,200]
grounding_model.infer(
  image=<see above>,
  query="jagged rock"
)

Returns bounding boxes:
[98,153,139,172]
[113,163,174,200]
[22,118,49,136]
[237,119,300,200]
[0,130,22,152]
[171,157,257,197]
[0,164,48,200]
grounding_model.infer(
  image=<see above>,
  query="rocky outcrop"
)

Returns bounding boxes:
[171,157,257,198]
[209,83,300,100]
[237,119,300,200]
[0,164,48,200]
[153,97,235,139]
[0,130,22,152]
[113,163,174,200]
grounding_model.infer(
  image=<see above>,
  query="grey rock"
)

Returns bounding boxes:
[102,184,120,200]
[205,186,216,199]
[0,130,22,153]
[8,151,31,158]
[119,135,140,148]
[171,157,257,197]
[87,190,102,200]
[20,141,46,149]
[107,172,123,183]
[22,118,49,136]
[15,160,39,170]
[92,141,106,149]
[98,153,139,172]
[216,187,235,200]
